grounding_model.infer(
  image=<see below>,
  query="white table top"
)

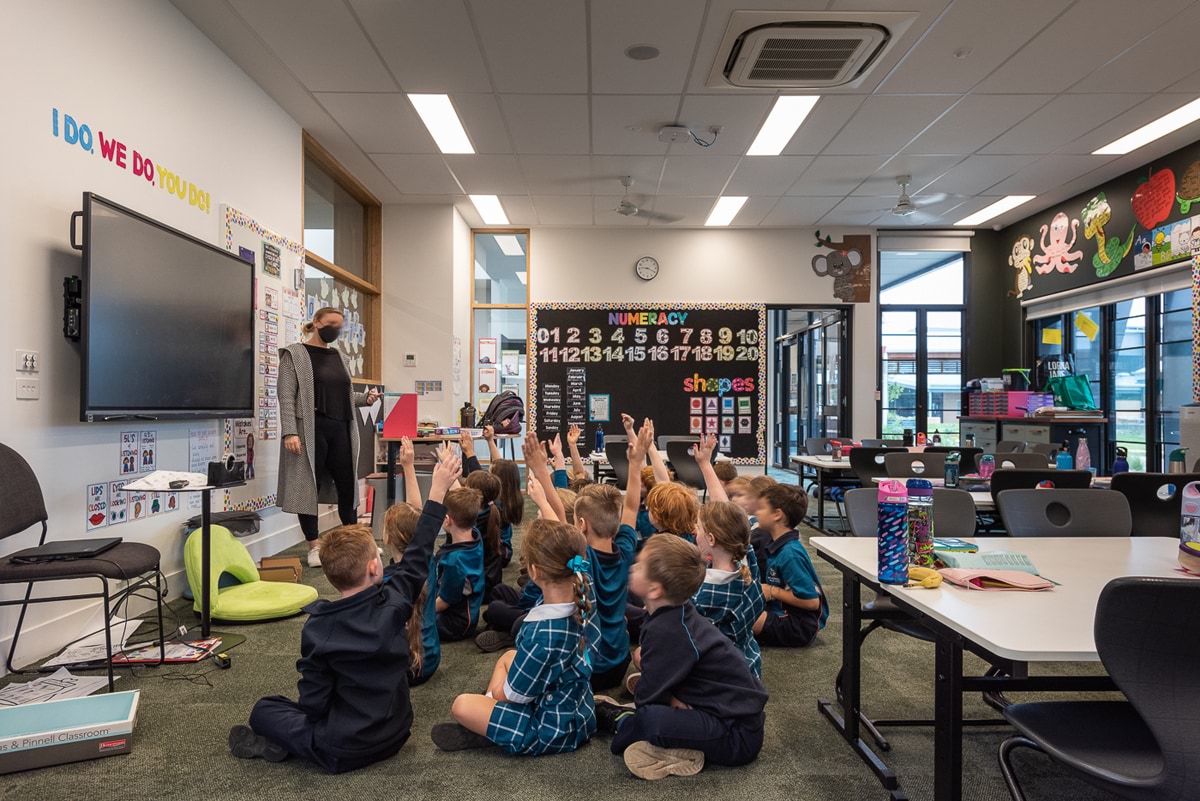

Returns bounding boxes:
[587,451,732,464]
[811,536,1186,662]
[791,454,854,471]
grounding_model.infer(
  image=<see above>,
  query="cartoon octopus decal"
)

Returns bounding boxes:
[1033,212,1083,274]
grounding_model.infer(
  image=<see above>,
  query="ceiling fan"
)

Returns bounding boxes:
[612,176,682,223]
[890,174,948,217]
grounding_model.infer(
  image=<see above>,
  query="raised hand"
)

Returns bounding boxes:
[459,429,475,458]
[397,436,415,467]
[524,431,547,472]
[694,434,716,464]
[621,413,636,436]
[429,450,462,502]
[483,424,495,441]
[566,424,581,447]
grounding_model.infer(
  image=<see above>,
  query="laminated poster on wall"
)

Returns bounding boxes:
[119,431,138,476]
[149,491,163,516]
[129,490,149,521]
[478,367,499,395]
[108,481,127,525]
[478,338,498,365]
[86,483,108,531]
[188,426,219,510]
[262,242,281,278]
[140,430,156,472]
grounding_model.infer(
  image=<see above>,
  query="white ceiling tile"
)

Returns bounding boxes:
[668,95,776,156]
[988,155,1116,195]
[976,0,1195,94]
[499,95,590,154]
[595,196,650,225]
[658,156,740,195]
[452,94,513,154]
[369,154,461,195]
[787,156,889,196]
[389,194,466,204]
[872,196,972,227]
[979,94,1147,155]
[532,195,594,225]
[923,155,1040,196]
[725,157,813,196]
[903,95,1053,155]
[823,95,959,155]
[591,95,679,155]
[1165,66,1200,93]
[520,156,592,195]
[469,0,587,92]
[443,154,527,193]
[733,196,786,226]
[781,95,867,156]
[590,0,704,94]
[590,156,665,194]
[314,92,435,153]
[760,196,843,226]
[879,0,1073,94]
[820,196,897,226]
[1057,94,1200,155]
[1069,4,1200,95]
[228,0,395,91]
[348,0,491,92]
[855,155,964,196]
[646,196,719,226]
[499,195,537,225]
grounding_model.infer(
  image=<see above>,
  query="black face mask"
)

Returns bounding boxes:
[317,325,341,343]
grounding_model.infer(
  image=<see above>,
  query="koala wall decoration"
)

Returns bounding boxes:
[811,231,872,303]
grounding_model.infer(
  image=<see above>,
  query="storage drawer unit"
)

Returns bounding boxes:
[1001,422,1052,445]
[960,420,998,452]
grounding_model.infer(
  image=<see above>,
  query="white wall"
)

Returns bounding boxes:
[528,227,878,439]
[0,0,302,666]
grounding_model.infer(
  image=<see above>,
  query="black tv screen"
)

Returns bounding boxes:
[80,193,254,421]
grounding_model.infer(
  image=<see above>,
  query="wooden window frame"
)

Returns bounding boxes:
[469,228,531,399]
[302,130,382,383]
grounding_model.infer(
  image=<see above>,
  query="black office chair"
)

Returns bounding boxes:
[976,452,1054,471]
[997,489,1132,538]
[995,440,1027,453]
[884,452,946,479]
[1028,442,1062,461]
[656,435,695,453]
[664,440,710,499]
[999,576,1200,801]
[849,447,891,486]
[0,443,165,691]
[604,441,631,486]
[1110,472,1200,538]
[988,469,1092,533]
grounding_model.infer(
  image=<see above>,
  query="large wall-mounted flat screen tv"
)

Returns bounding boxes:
[79,193,254,421]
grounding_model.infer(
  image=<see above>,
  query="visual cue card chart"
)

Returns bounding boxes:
[529,303,766,463]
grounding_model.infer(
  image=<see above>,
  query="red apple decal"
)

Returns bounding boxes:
[1131,167,1175,230]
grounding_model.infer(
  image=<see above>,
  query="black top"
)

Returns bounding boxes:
[304,344,351,421]
[636,602,769,727]
[296,500,446,758]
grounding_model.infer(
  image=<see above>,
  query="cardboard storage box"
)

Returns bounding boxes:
[0,691,139,774]
[258,556,303,583]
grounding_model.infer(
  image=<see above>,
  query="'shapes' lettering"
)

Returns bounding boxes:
[682,374,755,395]
[50,107,211,214]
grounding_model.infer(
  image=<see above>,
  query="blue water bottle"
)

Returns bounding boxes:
[594,427,604,454]
[1055,440,1073,470]
[877,480,909,585]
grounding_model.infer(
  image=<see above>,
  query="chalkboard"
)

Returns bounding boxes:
[528,303,766,463]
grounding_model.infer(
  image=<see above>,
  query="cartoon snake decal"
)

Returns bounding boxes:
[1081,192,1134,278]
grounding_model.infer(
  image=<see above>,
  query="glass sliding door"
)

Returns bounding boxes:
[926,310,962,444]
[1111,299,1147,471]
[772,308,848,465]
[881,310,918,440]
[1158,288,1192,468]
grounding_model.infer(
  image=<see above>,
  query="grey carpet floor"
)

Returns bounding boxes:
[1,497,1123,801]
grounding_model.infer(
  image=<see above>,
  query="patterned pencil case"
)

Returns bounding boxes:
[937,568,1054,591]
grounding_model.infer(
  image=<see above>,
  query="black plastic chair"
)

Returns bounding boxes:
[0,443,165,690]
[664,440,710,499]
[1028,442,1063,461]
[604,441,631,486]
[923,446,983,466]
[999,576,1200,801]
[997,489,1132,538]
[656,435,695,453]
[860,438,902,448]
[976,452,1055,471]
[848,447,891,486]
[884,452,946,479]
[995,440,1027,453]
[1110,472,1200,538]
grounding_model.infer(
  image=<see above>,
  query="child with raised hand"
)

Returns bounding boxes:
[595,535,768,781]
[752,484,827,648]
[565,423,590,482]
[463,470,505,596]
[487,457,521,565]
[435,468,487,641]
[482,424,502,463]
[475,473,548,654]
[431,518,597,754]
[230,449,461,771]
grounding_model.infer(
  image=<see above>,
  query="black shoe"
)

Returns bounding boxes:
[517,573,530,588]
[593,695,634,735]
[228,725,288,762]
[474,630,516,653]
[431,723,496,752]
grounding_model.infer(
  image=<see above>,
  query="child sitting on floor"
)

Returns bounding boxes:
[229,449,459,772]
[752,484,828,648]
[595,535,769,781]
[431,518,597,755]
[435,486,486,641]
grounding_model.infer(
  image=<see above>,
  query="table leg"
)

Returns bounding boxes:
[817,467,826,531]
[200,488,211,639]
[386,440,398,505]
[934,629,964,801]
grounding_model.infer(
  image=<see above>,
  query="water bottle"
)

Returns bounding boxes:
[906,479,935,568]
[979,454,996,479]
[1075,436,1091,472]
[916,432,927,446]
[876,480,909,585]
[903,428,914,447]
[1182,482,1200,545]
[1112,446,1129,475]
[594,427,604,454]
[1055,440,1073,470]
[944,452,961,488]
[965,433,976,448]
[932,429,942,445]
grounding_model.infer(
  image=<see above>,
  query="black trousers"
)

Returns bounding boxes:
[298,414,358,542]
[249,696,401,774]
[756,608,820,648]
[611,705,764,767]
[591,654,631,692]
[483,584,528,637]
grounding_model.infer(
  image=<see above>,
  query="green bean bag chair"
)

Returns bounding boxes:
[184,525,317,622]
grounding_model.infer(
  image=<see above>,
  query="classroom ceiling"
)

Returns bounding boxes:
[172,0,1200,229]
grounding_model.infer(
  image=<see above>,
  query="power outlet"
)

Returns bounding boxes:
[16,378,40,400]
[15,350,39,373]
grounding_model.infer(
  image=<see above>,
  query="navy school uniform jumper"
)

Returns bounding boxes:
[611,602,768,766]
[435,529,485,642]
[692,547,766,677]
[756,529,828,648]
[249,500,447,773]
[585,522,638,689]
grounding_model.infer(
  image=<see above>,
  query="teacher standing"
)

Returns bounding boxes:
[277,306,380,566]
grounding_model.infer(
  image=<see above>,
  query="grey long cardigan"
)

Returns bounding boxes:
[276,342,369,516]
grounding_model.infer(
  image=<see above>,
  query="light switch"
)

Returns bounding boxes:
[16,378,40,400]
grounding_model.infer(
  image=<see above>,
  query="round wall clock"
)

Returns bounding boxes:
[635,256,659,281]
